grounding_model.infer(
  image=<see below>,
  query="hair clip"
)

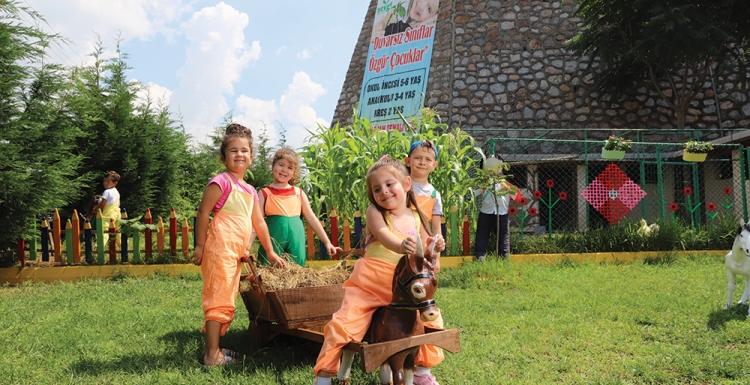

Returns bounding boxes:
[380,154,388,160]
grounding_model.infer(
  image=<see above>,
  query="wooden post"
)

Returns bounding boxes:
[462,212,470,256]
[330,208,339,260]
[132,227,141,264]
[27,219,36,261]
[354,210,362,249]
[71,209,81,264]
[16,239,25,265]
[440,216,447,256]
[144,208,153,260]
[449,206,458,256]
[169,208,177,256]
[193,207,198,249]
[96,209,104,265]
[319,218,328,260]
[53,209,62,262]
[65,219,74,264]
[41,219,50,262]
[181,217,189,258]
[84,220,93,264]
[157,217,165,254]
[306,220,315,260]
[342,217,351,251]
[120,208,129,263]
[108,218,117,264]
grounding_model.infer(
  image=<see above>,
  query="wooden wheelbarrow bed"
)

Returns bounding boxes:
[239,263,460,373]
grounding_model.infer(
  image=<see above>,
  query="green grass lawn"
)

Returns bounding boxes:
[1,253,749,384]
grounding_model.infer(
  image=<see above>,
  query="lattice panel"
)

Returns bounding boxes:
[581,163,647,224]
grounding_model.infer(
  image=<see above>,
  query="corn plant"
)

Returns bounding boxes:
[299,108,479,238]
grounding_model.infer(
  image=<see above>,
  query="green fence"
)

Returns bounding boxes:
[475,130,749,236]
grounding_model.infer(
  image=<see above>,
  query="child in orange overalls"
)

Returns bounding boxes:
[192,123,285,366]
[258,147,340,266]
[312,156,446,385]
[406,139,442,236]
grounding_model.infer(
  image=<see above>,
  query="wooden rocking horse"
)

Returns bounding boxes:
[338,234,441,385]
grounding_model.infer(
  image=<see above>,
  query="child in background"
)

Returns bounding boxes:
[192,123,285,366]
[91,171,121,247]
[405,139,442,237]
[473,156,519,261]
[312,156,446,385]
[258,147,341,266]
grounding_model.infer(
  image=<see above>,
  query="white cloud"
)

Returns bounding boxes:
[297,49,310,60]
[280,72,327,125]
[233,96,279,142]
[233,71,328,150]
[136,82,173,107]
[25,0,188,66]
[275,46,287,55]
[171,2,260,142]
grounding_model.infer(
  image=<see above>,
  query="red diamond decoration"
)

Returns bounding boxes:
[581,163,647,224]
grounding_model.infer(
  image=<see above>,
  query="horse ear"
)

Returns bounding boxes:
[738,226,744,236]
[408,253,425,273]
[425,248,437,268]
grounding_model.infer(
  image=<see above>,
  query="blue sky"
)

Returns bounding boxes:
[23,0,371,150]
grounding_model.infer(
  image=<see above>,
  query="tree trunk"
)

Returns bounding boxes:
[675,107,686,129]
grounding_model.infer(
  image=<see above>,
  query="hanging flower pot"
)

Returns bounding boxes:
[601,135,630,160]
[601,148,626,160]
[682,140,712,162]
[683,151,707,162]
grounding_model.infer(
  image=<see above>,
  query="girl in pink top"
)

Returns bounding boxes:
[192,123,285,366]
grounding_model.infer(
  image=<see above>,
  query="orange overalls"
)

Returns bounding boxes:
[313,210,444,376]
[201,173,255,336]
[415,191,436,225]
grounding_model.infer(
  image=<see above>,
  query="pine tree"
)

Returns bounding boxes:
[0,1,87,261]
[68,40,193,219]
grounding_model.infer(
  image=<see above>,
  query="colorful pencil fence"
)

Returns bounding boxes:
[16,206,474,265]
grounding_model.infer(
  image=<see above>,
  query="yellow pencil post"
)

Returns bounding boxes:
[342,217,351,251]
[157,217,165,254]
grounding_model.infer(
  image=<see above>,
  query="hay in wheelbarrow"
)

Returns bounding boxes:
[241,257,352,290]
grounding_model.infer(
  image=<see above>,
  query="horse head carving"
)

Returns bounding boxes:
[389,235,440,323]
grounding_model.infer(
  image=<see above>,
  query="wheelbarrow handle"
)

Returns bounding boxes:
[242,254,263,284]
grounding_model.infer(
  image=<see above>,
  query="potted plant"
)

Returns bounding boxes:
[683,140,713,162]
[601,135,631,160]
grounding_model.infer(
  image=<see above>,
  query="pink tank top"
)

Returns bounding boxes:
[208,172,258,212]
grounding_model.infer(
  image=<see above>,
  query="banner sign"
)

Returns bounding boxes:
[358,0,440,131]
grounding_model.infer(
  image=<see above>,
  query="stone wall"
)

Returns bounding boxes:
[332,0,750,144]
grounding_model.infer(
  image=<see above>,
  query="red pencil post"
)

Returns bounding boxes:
[144,209,153,259]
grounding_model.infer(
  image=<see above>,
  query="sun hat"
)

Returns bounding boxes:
[483,156,503,171]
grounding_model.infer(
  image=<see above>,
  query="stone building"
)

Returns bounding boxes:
[331,0,750,232]
[332,0,750,145]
